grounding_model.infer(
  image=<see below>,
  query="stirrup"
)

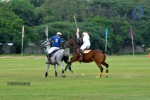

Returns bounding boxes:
[46,62,49,64]
[46,61,51,64]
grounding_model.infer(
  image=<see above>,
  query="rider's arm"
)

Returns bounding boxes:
[60,38,64,49]
[48,36,53,46]
[76,28,80,39]
[81,34,84,40]
[78,33,84,45]
[60,43,63,48]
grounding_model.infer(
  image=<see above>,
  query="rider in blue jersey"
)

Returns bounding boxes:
[47,32,64,62]
[48,32,63,54]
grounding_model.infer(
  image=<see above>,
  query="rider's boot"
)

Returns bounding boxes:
[78,49,83,62]
[46,54,51,64]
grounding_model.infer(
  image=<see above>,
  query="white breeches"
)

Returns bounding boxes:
[80,41,90,51]
[47,47,59,54]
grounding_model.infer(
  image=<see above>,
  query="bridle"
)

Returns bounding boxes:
[65,37,73,47]
[65,37,80,54]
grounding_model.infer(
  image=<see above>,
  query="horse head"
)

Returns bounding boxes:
[65,36,78,48]
[65,37,81,57]
[41,40,50,53]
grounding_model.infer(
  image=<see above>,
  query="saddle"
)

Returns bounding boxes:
[50,49,60,57]
[83,50,91,54]
[46,49,60,64]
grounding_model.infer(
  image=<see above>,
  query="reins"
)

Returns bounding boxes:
[67,37,80,53]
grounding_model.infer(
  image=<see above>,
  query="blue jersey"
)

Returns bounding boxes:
[50,35,63,47]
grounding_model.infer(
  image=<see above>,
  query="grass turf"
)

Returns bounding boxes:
[0,55,150,100]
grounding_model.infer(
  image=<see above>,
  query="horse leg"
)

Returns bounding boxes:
[99,65,103,77]
[65,57,76,73]
[65,64,70,71]
[63,55,72,72]
[45,57,49,77]
[95,61,103,77]
[62,70,65,78]
[102,62,109,77]
[58,62,65,77]
[68,62,73,73]
[65,62,73,73]
[54,64,57,77]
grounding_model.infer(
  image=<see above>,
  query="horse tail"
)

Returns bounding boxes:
[103,51,106,54]
[102,51,112,55]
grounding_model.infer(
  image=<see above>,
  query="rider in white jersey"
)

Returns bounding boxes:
[80,32,91,51]
[76,28,91,61]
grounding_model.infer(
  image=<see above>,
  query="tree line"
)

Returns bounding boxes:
[0,0,150,54]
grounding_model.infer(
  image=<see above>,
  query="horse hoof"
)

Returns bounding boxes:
[45,75,47,77]
[96,76,100,78]
[106,73,108,78]
[45,72,48,77]
[55,75,57,77]
[55,71,58,77]
[96,75,102,78]
[62,75,65,78]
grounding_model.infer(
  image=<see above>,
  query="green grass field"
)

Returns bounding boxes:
[0,55,150,100]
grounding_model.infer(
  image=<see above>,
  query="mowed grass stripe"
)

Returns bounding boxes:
[0,55,150,100]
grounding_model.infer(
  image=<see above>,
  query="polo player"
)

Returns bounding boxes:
[76,28,91,61]
[47,32,64,63]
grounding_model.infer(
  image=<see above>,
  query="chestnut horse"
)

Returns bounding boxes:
[65,37,109,77]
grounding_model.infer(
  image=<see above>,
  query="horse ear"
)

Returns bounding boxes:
[69,36,72,39]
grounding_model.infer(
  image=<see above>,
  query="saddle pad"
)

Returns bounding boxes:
[83,50,91,54]
[50,49,59,57]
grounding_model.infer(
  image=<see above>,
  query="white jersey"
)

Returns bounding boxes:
[80,32,91,51]
[82,32,90,43]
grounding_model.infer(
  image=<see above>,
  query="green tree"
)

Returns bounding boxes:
[0,0,150,54]
[41,0,89,22]
[0,9,24,53]
[30,0,44,7]
[10,0,35,26]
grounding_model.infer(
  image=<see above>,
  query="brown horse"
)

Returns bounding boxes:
[65,37,109,77]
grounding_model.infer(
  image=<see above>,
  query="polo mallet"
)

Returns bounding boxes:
[73,15,80,42]
[73,15,78,29]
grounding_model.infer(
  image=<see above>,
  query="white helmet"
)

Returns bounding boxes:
[82,32,88,35]
[56,32,62,35]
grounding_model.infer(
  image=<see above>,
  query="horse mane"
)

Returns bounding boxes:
[70,36,82,48]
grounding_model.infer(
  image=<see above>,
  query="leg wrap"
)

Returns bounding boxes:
[106,69,108,73]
